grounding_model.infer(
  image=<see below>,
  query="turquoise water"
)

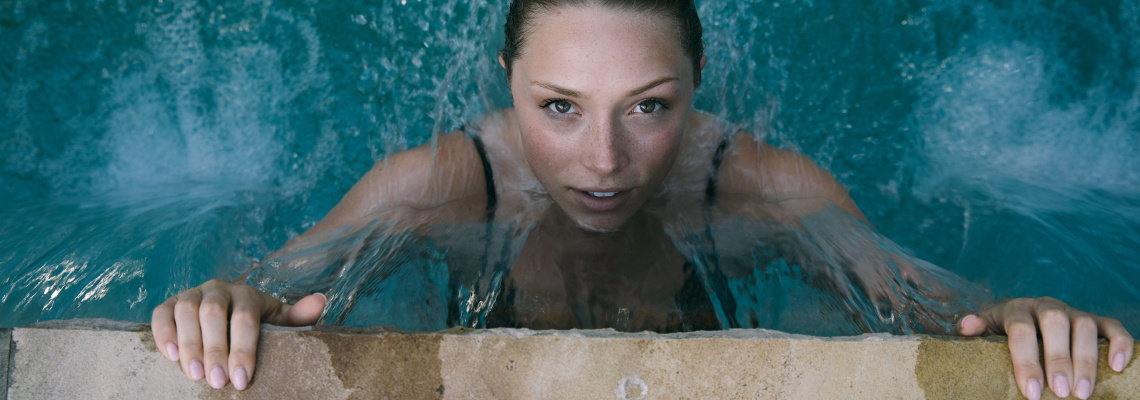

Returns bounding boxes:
[2,0,1138,334]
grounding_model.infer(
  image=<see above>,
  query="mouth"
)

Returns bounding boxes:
[570,188,633,213]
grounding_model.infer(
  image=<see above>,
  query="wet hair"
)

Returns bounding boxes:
[500,0,704,87]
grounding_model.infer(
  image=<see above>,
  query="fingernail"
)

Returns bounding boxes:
[1027,378,1042,400]
[232,367,249,391]
[208,365,227,389]
[1113,352,1126,372]
[189,360,205,381]
[1076,378,1091,399]
[166,343,179,361]
[1052,374,1070,398]
[957,315,973,329]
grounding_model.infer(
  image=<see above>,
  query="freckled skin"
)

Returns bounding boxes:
[507,6,696,232]
[483,7,715,330]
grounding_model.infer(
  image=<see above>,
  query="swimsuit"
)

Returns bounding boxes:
[466,126,497,220]
[461,124,732,332]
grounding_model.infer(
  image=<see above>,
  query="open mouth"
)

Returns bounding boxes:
[571,189,631,212]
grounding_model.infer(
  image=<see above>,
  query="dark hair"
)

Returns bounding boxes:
[500,0,704,87]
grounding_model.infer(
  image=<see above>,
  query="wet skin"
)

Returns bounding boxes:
[151,4,1133,399]
[494,205,719,332]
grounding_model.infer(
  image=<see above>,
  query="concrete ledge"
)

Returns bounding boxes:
[3,319,1137,399]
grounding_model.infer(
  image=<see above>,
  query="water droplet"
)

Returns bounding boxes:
[615,376,648,399]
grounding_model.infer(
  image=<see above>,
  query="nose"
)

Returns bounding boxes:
[582,117,628,176]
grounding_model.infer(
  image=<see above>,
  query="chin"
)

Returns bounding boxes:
[569,214,634,234]
[574,220,621,234]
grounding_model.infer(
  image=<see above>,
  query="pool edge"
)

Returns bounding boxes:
[4,319,1137,399]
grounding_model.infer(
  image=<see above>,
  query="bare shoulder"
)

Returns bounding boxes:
[366,129,489,208]
[716,132,868,223]
[299,129,491,237]
[718,133,821,199]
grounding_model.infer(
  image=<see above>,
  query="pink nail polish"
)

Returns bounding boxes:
[208,366,227,389]
[232,367,249,391]
[1113,352,1126,372]
[1076,378,1091,399]
[1052,374,1070,398]
[1027,378,1042,400]
[166,343,179,361]
[189,360,205,381]
[959,315,974,330]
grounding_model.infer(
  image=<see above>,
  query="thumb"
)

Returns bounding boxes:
[954,314,989,336]
[281,293,327,326]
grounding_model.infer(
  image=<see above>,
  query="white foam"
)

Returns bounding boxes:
[89,1,322,197]
[914,41,1140,206]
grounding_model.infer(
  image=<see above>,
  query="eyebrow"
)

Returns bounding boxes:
[530,76,680,99]
[624,77,679,97]
[531,81,584,98]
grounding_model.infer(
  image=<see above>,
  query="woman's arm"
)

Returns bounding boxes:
[151,130,491,390]
[716,132,1133,400]
[266,131,493,259]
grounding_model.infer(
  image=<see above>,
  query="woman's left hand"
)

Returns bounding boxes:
[956,297,1133,400]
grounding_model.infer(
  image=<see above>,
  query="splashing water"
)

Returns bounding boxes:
[2,0,1138,332]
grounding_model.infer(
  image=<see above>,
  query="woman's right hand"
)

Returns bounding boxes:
[151,279,327,390]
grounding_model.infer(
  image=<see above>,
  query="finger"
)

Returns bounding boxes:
[199,287,232,389]
[1034,301,1073,398]
[269,293,327,327]
[955,314,990,337]
[228,286,263,391]
[151,297,180,361]
[1070,314,1099,399]
[173,288,205,381]
[1097,316,1134,373]
[998,299,1044,400]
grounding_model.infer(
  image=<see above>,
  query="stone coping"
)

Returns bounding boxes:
[3,319,1137,399]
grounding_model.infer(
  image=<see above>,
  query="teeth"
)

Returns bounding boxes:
[587,191,618,198]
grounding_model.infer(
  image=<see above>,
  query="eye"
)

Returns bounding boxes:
[542,99,577,114]
[632,99,667,114]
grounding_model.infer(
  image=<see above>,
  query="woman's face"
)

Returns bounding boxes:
[507,5,700,233]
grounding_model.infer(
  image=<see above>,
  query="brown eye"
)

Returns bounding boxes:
[638,101,658,113]
[543,100,576,114]
[634,100,665,114]
[554,100,572,113]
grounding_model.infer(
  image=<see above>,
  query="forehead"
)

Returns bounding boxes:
[515,5,690,90]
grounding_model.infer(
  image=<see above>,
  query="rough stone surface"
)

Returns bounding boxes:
[3,319,1138,399]
[438,330,925,399]
[203,328,352,400]
[2,328,10,400]
[915,336,1020,400]
[302,330,444,399]
[8,327,199,399]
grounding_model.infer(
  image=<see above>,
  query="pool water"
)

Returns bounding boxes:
[2,0,1138,334]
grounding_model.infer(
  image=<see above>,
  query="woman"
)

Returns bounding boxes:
[151,0,1133,398]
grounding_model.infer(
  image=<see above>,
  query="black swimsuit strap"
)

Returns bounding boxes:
[704,131,731,204]
[463,125,497,220]
[694,130,739,329]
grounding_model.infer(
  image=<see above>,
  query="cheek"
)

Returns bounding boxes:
[521,128,569,182]
[629,125,684,176]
